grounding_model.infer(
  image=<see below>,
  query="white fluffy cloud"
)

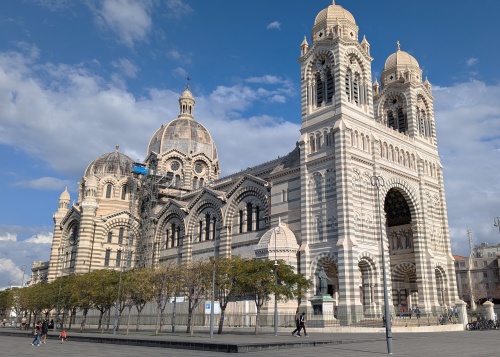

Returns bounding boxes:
[267,21,281,30]
[91,0,155,47]
[25,233,53,244]
[0,233,16,242]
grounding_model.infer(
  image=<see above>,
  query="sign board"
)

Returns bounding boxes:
[204,301,221,315]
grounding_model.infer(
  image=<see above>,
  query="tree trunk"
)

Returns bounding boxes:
[218,306,227,334]
[171,297,177,333]
[254,306,261,335]
[126,306,132,335]
[80,307,88,332]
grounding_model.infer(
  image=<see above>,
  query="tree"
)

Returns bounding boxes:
[213,256,243,334]
[235,258,311,335]
[180,259,211,336]
[0,290,14,321]
[128,268,155,332]
[151,263,179,335]
[86,270,119,332]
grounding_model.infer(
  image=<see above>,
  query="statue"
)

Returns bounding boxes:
[317,267,330,296]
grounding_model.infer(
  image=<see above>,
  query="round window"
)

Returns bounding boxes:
[195,163,203,174]
[170,161,180,171]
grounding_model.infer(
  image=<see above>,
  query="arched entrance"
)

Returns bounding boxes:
[358,255,378,316]
[384,188,418,314]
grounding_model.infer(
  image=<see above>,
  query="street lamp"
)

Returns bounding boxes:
[494,217,500,235]
[209,228,218,338]
[370,175,393,355]
[273,223,284,337]
[20,265,27,287]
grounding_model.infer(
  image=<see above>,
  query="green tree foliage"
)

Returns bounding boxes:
[234,258,311,335]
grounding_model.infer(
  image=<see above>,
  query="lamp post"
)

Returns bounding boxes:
[370,175,393,355]
[273,223,283,337]
[113,244,125,335]
[494,217,500,235]
[53,248,63,332]
[20,265,27,287]
[209,229,217,338]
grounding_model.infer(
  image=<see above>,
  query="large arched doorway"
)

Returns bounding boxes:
[384,188,417,314]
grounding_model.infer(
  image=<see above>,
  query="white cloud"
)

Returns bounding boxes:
[25,232,53,244]
[433,80,500,256]
[267,21,281,30]
[91,0,155,47]
[167,50,181,60]
[112,58,139,78]
[466,57,478,67]
[165,0,193,20]
[15,177,72,190]
[0,233,16,242]
[172,67,188,78]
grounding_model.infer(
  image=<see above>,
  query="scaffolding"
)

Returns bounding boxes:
[131,155,173,269]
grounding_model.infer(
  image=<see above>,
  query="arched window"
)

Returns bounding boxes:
[255,206,260,230]
[316,72,324,106]
[397,108,407,133]
[310,136,315,153]
[353,73,360,104]
[326,70,335,103]
[212,217,217,240]
[246,202,253,232]
[199,178,204,188]
[171,223,176,248]
[345,70,352,101]
[121,185,127,200]
[387,111,396,130]
[115,250,122,267]
[118,227,124,246]
[198,220,203,242]
[239,210,243,233]
[105,184,112,199]
[104,249,111,266]
[205,214,210,241]
[193,177,198,189]
[175,175,181,187]
[176,226,181,246]
[107,231,112,243]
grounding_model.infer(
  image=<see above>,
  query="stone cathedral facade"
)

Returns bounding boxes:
[41,1,458,320]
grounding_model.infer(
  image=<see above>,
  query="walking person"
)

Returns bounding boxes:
[415,306,421,319]
[40,320,48,344]
[31,321,41,346]
[299,312,308,337]
[291,309,300,337]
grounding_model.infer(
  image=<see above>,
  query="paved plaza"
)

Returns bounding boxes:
[1,329,499,356]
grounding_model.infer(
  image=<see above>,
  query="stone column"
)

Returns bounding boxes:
[455,300,468,329]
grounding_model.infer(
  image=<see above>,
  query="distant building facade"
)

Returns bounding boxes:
[35,1,458,320]
[454,243,500,307]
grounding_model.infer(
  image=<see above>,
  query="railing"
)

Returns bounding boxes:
[52,310,460,331]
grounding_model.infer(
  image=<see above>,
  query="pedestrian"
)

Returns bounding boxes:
[299,312,308,337]
[21,316,26,330]
[291,309,300,337]
[31,321,41,346]
[2,318,6,327]
[40,319,49,344]
[415,306,421,319]
[408,308,412,319]
[59,330,67,343]
[382,314,386,327]
[399,306,404,318]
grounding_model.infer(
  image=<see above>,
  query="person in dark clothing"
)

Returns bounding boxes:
[299,312,308,337]
[291,309,300,336]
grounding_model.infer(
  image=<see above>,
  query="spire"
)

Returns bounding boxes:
[332,0,335,4]
[115,145,119,152]
[397,40,401,51]
[178,81,195,119]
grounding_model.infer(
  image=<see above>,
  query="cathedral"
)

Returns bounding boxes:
[40,1,458,321]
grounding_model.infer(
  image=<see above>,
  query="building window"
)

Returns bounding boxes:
[246,202,253,232]
[459,261,466,267]
[483,271,488,278]
[239,210,243,233]
[316,72,324,106]
[104,249,111,266]
[116,250,122,267]
[193,177,198,189]
[126,251,132,268]
[474,261,478,267]
[118,228,124,246]
[107,231,112,243]
[121,186,127,200]
[69,250,76,268]
[105,184,113,198]
[255,206,260,230]
[483,260,488,267]
[205,214,210,241]
[326,70,335,104]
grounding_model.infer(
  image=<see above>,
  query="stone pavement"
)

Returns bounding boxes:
[1,328,499,356]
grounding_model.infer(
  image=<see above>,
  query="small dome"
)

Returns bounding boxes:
[255,223,299,253]
[84,147,134,178]
[59,187,70,201]
[384,49,420,72]
[314,1,356,26]
[180,87,194,101]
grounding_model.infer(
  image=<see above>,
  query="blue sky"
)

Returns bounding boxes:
[1,0,500,288]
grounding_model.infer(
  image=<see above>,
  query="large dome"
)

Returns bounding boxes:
[147,118,218,160]
[84,147,134,178]
[314,1,356,26]
[147,86,218,161]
